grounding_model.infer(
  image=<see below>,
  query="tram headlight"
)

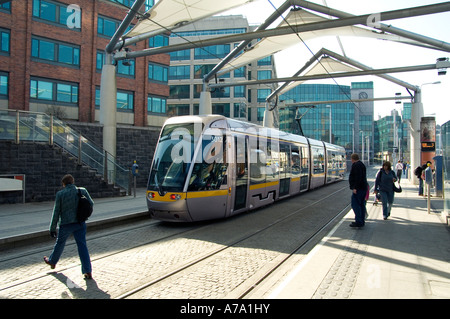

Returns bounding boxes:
[147,192,156,200]
[170,194,182,200]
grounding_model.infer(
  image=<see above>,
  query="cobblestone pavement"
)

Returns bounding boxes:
[0,182,350,299]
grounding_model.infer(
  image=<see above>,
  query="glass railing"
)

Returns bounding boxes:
[0,109,129,191]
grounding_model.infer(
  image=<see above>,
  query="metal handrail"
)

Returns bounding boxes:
[0,109,129,191]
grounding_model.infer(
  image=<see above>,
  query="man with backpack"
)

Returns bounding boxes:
[44,174,94,279]
[415,162,430,196]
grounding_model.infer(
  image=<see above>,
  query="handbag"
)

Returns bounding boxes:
[393,182,402,193]
[77,188,93,222]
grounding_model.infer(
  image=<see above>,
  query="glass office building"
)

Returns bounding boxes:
[279,83,359,153]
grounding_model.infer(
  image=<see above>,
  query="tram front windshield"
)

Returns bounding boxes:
[148,123,200,192]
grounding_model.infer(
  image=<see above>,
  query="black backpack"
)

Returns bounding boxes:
[77,188,93,222]
[414,166,422,178]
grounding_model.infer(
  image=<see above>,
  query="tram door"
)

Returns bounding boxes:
[233,135,248,211]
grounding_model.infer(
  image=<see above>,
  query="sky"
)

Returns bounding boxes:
[222,0,450,125]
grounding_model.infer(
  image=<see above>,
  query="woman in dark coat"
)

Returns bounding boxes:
[375,161,397,220]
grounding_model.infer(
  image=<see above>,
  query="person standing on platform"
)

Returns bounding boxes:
[349,153,368,228]
[415,162,429,196]
[395,160,403,183]
[375,161,397,220]
[44,174,94,279]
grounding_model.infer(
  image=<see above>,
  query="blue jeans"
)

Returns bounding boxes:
[419,178,424,195]
[49,222,92,274]
[380,191,394,218]
[351,189,367,226]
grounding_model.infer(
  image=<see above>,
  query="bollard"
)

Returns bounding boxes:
[425,165,433,214]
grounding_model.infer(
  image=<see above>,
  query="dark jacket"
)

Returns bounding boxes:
[349,160,368,191]
[50,184,94,232]
[375,169,397,193]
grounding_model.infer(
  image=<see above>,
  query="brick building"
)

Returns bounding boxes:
[0,0,169,127]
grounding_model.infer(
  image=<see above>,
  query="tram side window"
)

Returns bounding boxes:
[250,148,266,184]
[312,147,325,174]
[279,143,290,179]
[291,146,300,176]
[301,146,309,175]
[266,141,279,182]
[188,134,228,191]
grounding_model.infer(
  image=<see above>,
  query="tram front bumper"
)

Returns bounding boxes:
[146,191,192,222]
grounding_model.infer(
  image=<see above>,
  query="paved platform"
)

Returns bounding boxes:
[261,178,450,299]
[0,188,149,248]
[0,176,449,299]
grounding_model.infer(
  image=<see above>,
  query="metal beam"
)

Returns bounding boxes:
[113,2,450,60]
[292,0,450,52]
[266,48,328,101]
[105,0,146,54]
[317,48,419,92]
[203,0,295,84]
[208,63,438,88]
[282,95,412,107]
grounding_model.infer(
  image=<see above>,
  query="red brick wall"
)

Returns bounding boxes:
[0,0,169,126]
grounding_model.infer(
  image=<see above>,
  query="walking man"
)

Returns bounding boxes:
[44,174,94,279]
[349,153,368,228]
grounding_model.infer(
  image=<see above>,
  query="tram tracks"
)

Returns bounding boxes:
[117,183,353,299]
[0,181,357,299]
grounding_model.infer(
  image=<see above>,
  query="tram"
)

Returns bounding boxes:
[146,115,346,222]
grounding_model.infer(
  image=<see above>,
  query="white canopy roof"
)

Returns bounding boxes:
[220,8,426,73]
[277,56,360,95]
[125,0,258,38]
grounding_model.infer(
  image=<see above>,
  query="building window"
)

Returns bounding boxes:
[257,89,271,102]
[148,95,167,114]
[95,87,134,111]
[0,72,8,97]
[107,0,154,10]
[234,86,245,98]
[32,0,81,31]
[149,34,169,48]
[117,59,135,77]
[170,49,191,61]
[30,77,78,104]
[168,104,189,117]
[169,85,190,99]
[148,62,168,83]
[257,70,272,80]
[234,66,245,78]
[171,28,246,38]
[31,37,80,67]
[96,51,104,71]
[0,29,9,55]
[98,16,119,38]
[234,103,246,119]
[0,2,11,11]
[96,51,135,77]
[194,45,230,60]
[257,56,272,66]
[257,107,265,122]
[211,87,230,98]
[97,15,133,38]
[212,103,230,117]
[194,64,215,79]
[169,65,190,80]
[117,90,134,112]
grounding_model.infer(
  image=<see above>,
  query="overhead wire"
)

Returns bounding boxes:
[265,0,363,114]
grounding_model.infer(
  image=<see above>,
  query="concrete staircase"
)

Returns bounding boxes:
[0,140,126,204]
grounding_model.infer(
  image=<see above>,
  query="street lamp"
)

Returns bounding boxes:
[326,105,332,143]
[350,122,354,154]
